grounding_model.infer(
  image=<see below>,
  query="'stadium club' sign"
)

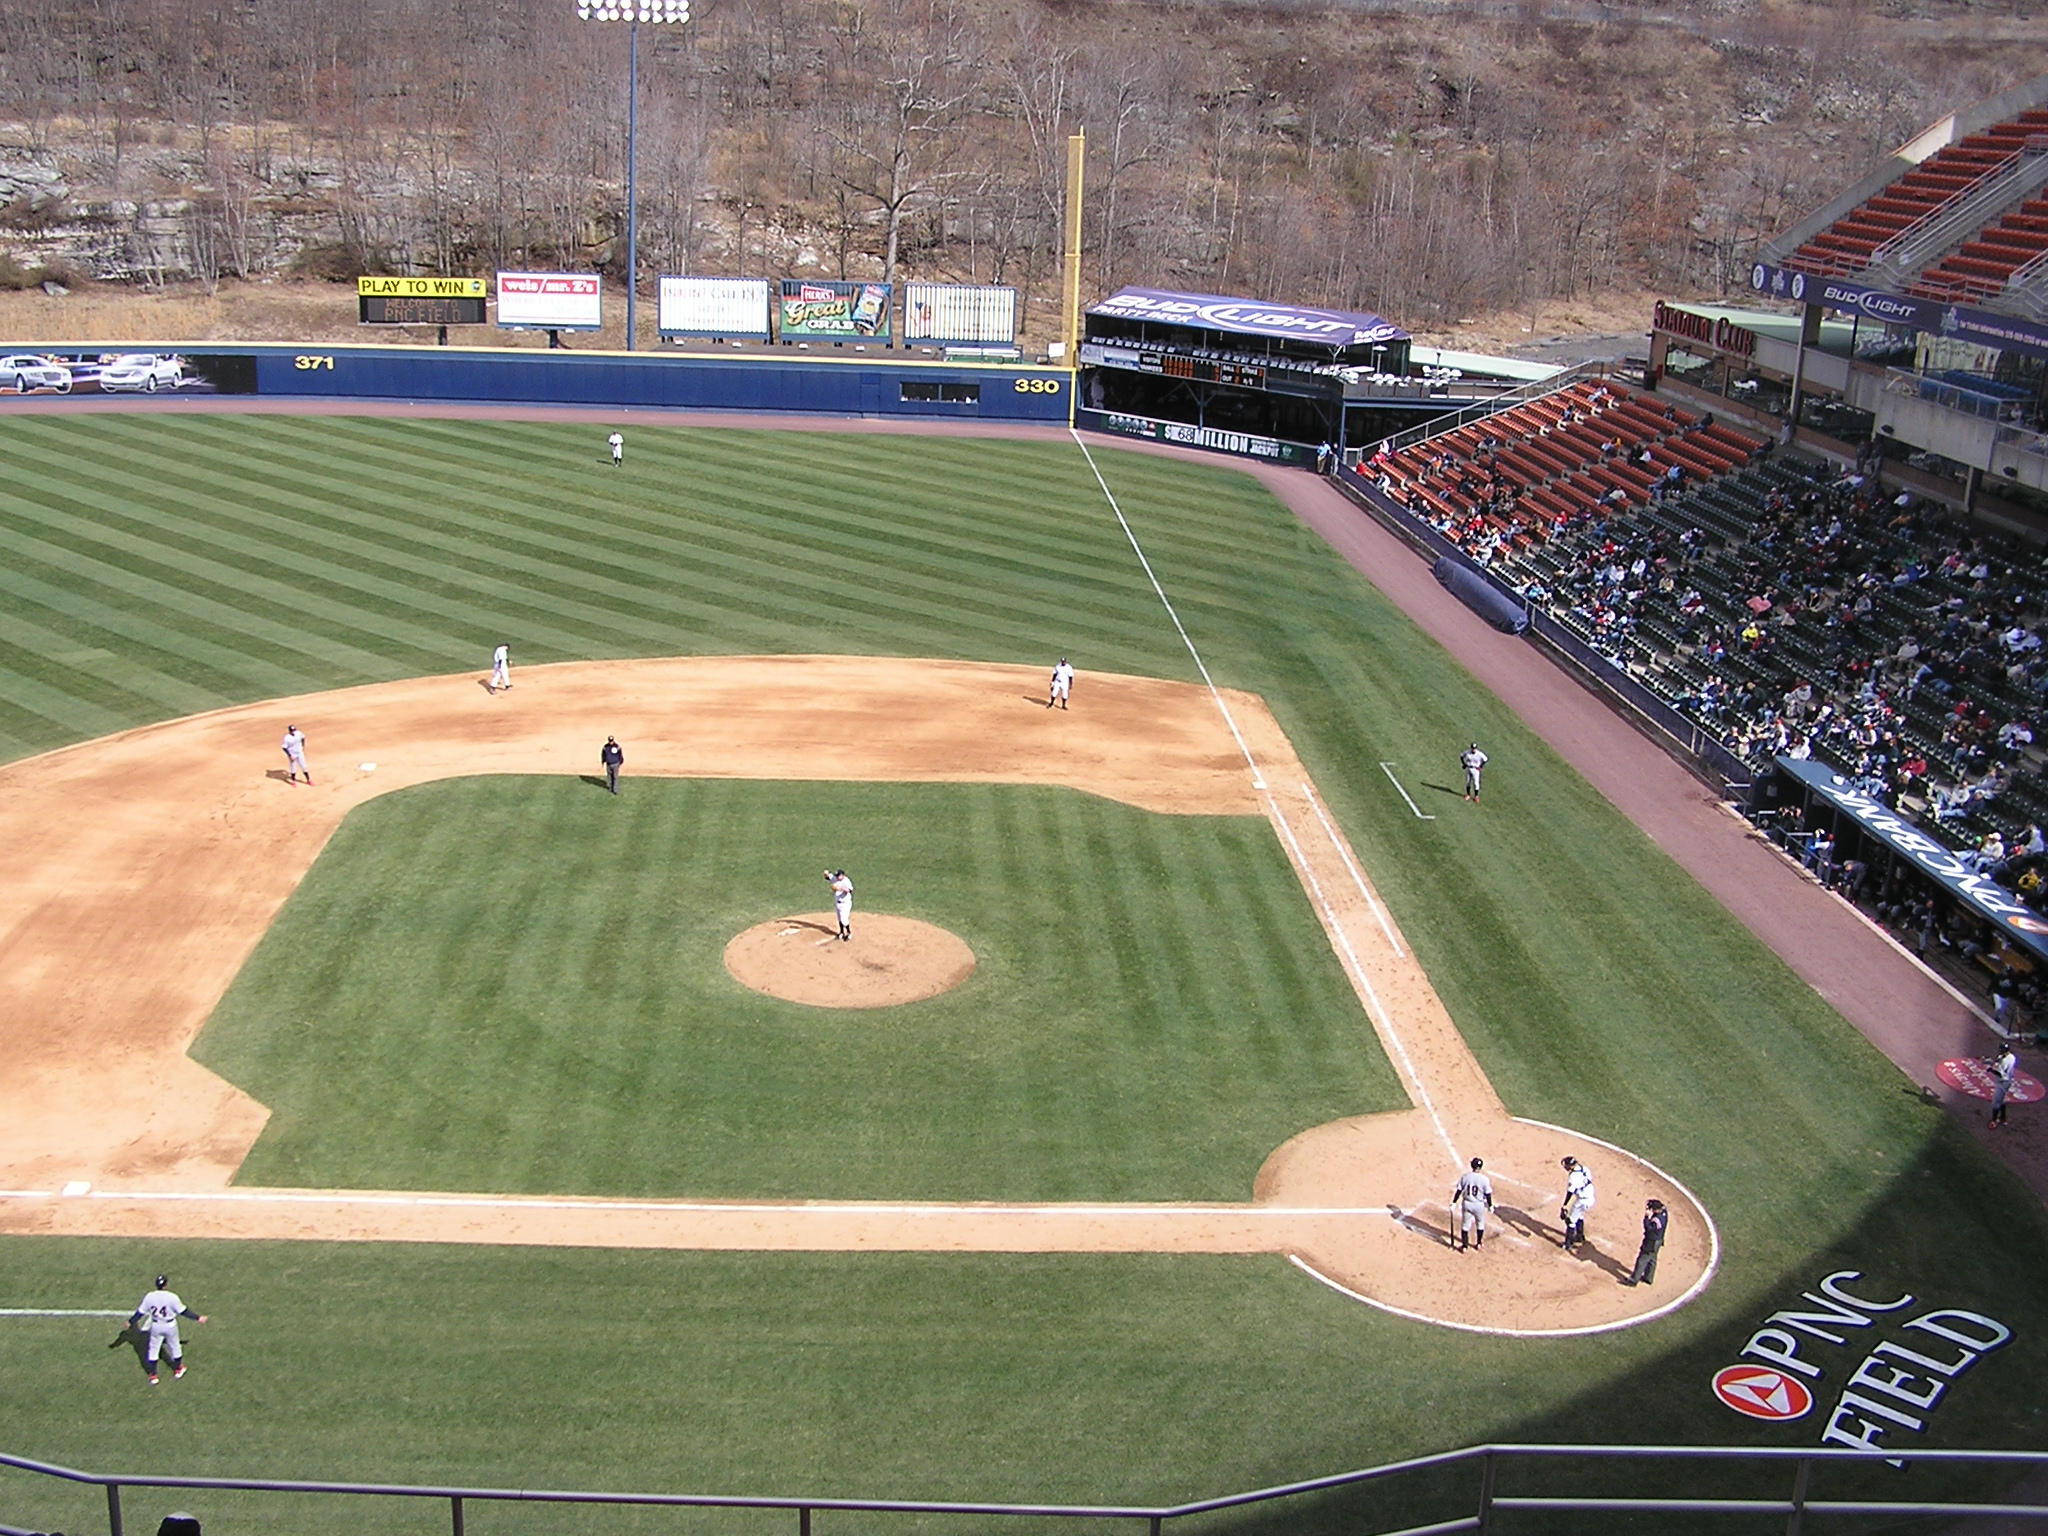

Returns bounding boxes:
[1711,1271,2010,1455]
[1652,300,1757,359]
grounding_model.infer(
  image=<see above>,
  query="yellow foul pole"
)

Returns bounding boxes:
[1061,129,1085,424]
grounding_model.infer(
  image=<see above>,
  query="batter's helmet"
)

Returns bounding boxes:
[155,1275,168,1288]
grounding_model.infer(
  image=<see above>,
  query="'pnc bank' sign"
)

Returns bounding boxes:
[1653,300,1758,358]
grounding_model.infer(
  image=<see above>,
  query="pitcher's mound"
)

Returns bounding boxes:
[724,913,976,1008]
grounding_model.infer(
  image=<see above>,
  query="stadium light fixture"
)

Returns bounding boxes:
[576,0,691,350]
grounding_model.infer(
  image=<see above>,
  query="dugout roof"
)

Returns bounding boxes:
[1087,287,1408,356]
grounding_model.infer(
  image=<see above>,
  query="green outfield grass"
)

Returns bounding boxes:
[193,777,1403,1200]
[0,414,2044,1521]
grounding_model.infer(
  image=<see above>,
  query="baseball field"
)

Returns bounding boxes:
[0,411,2044,1533]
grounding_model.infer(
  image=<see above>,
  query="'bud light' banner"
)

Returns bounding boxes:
[1750,263,2048,364]
[778,281,892,341]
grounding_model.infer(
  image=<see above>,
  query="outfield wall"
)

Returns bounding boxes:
[1,342,1074,422]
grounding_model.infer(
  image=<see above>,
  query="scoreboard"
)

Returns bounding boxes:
[358,277,487,327]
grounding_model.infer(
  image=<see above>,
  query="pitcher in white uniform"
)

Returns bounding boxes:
[824,868,853,941]
[489,643,511,694]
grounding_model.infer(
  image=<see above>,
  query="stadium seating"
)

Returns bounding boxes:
[1365,381,1763,564]
[1909,192,2048,303]
[1783,110,2048,281]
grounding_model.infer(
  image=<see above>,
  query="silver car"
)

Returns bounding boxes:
[99,353,184,393]
[1,354,73,394]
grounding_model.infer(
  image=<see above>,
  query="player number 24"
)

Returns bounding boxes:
[294,355,335,370]
[1014,377,1061,394]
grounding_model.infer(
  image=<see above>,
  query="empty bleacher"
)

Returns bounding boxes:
[1366,380,1764,556]
[1784,110,2048,281]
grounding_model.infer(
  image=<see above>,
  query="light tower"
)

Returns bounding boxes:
[576,0,691,351]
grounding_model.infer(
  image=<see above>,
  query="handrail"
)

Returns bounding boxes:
[1370,361,1612,458]
[1870,136,2048,275]
[9,1440,2048,1536]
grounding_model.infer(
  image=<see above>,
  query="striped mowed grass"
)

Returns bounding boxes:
[1,413,2046,1517]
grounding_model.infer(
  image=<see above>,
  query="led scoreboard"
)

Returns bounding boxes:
[357,276,488,326]
[1142,352,1266,388]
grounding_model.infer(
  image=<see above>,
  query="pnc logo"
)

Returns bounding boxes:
[1712,1364,1814,1421]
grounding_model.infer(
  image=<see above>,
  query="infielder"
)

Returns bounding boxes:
[601,735,624,795]
[130,1275,206,1385]
[608,430,624,466]
[1460,743,1488,802]
[1559,1155,1595,1251]
[489,643,512,694]
[1048,657,1075,710]
[1451,1156,1493,1251]
[824,868,853,941]
[280,724,311,786]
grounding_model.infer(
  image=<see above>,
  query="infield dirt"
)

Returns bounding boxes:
[0,654,1711,1333]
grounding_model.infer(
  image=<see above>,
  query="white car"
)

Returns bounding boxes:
[1,354,72,394]
[98,353,184,393]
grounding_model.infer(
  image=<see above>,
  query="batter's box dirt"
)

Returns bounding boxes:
[0,655,1715,1335]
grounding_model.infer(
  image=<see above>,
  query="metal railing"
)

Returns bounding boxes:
[7,1443,2048,1536]
[1869,136,2048,280]
[1885,365,2036,423]
[1369,361,1613,459]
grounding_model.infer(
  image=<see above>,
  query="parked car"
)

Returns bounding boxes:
[98,353,184,393]
[1,354,73,394]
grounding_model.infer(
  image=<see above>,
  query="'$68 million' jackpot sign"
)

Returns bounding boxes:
[1709,1270,2010,1454]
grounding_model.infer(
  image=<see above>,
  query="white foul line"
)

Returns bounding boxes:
[0,1308,130,1318]
[1071,430,1265,791]
[1072,432,1458,1169]
[0,1188,1407,1220]
[1301,782,1404,957]
[1378,762,1436,821]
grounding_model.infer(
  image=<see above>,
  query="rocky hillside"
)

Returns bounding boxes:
[0,0,2037,346]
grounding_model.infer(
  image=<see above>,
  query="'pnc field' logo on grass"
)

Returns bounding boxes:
[1708,1271,2012,1451]
[1711,1364,1813,1421]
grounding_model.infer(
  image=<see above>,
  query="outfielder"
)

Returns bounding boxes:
[489,643,512,694]
[1048,657,1075,710]
[131,1275,206,1385]
[1451,1156,1493,1251]
[608,430,624,466]
[280,724,311,786]
[1460,743,1488,802]
[1559,1156,1595,1251]
[824,868,854,941]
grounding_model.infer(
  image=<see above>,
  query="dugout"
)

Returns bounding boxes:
[1079,287,1410,451]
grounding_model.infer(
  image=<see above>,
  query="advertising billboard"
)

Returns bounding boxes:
[0,350,255,397]
[903,283,1018,346]
[778,280,892,341]
[358,276,487,327]
[658,276,772,340]
[497,272,603,331]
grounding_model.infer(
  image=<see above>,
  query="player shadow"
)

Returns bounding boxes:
[264,768,293,783]
[1020,694,1059,707]
[106,1321,152,1377]
[476,678,499,694]
[779,917,839,936]
[1420,781,1464,797]
[577,775,615,792]
[1391,1203,1456,1246]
